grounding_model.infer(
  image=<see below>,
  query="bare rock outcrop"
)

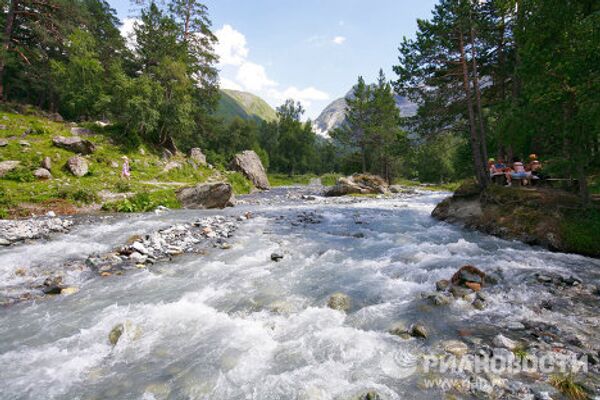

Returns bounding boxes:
[229,150,270,190]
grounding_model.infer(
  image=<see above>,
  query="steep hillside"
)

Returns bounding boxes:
[216,89,277,124]
[313,90,417,136]
[0,108,254,218]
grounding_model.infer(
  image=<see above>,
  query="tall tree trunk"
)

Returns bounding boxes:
[469,13,489,167]
[459,29,486,188]
[0,0,18,101]
[361,143,366,173]
[183,0,191,41]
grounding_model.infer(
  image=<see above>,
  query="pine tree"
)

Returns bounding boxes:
[394,0,490,188]
[369,69,406,182]
[332,76,372,173]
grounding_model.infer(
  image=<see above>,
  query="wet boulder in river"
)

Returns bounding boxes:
[410,323,429,339]
[109,323,124,346]
[176,182,235,209]
[327,292,351,312]
[451,265,486,287]
[229,150,270,190]
[435,279,450,291]
[325,174,389,197]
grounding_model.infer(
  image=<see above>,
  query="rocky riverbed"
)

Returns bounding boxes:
[1,186,599,400]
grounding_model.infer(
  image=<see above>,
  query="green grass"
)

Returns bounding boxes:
[227,172,253,195]
[268,173,317,187]
[268,173,345,187]
[216,89,278,124]
[0,109,231,217]
[102,190,180,213]
[512,345,528,361]
[590,175,600,194]
[560,208,600,257]
[549,375,589,400]
[320,173,342,186]
[393,178,462,192]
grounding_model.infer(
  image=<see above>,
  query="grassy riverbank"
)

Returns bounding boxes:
[0,109,255,218]
[433,181,600,257]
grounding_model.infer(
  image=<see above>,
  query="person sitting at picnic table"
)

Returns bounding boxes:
[526,153,544,179]
[488,158,496,175]
[489,158,506,181]
[505,157,531,186]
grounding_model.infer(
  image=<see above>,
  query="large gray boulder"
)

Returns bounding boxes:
[229,150,270,190]
[176,183,235,209]
[325,174,389,197]
[53,136,96,154]
[189,148,207,166]
[66,156,88,177]
[33,168,52,180]
[0,160,20,177]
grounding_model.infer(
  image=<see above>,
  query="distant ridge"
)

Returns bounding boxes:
[313,89,417,136]
[216,89,277,123]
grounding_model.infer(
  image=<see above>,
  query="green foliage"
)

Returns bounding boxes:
[560,208,600,257]
[332,71,409,181]
[393,0,600,197]
[268,174,315,187]
[115,181,132,193]
[321,173,342,186]
[102,190,180,213]
[411,134,469,183]
[227,172,253,195]
[57,186,100,204]
[51,29,109,120]
[3,167,35,183]
[512,345,528,361]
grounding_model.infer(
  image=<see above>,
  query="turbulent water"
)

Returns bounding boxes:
[1,187,599,400]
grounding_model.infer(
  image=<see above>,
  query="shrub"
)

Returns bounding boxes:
[560,208,600,257]
[227,172,253,194]
[549,374,588,400]
[321,173,342,186]
[102,190,179,213]
[115,181,132,193]
[57,186,100,204]
[3,167,35,183]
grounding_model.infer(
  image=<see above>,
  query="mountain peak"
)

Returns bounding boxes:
[312,91,417,137]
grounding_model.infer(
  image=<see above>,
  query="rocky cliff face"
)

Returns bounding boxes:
[432,183,599,257]
[313,90,417,137]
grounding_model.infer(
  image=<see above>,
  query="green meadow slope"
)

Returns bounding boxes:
[0,107,253,218]
[215,89,277,123]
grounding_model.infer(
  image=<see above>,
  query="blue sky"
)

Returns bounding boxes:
[109,0,437,119]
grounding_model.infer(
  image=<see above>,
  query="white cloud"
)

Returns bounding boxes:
[219,77,243,91]
[235,61,277,92]
[269,86,330,107]
[120,18,139,49]
[214,24,249,66]
[332,36,346,45]
[214,24,330,117]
